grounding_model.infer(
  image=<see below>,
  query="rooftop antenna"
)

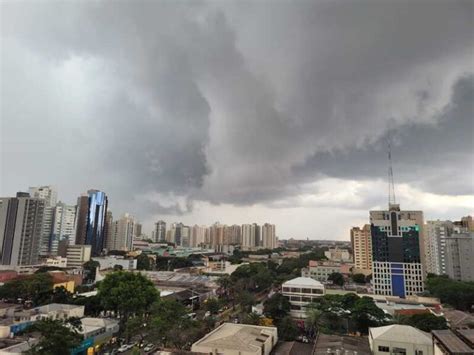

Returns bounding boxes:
[387,131,396,206]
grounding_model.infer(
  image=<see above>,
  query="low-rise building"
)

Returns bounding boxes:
[66,245,91,268]
[0,303,84,338]
[92,256,137,271]
[191,323,278,355]
[281,277,325,319]
[324,247,352,262]
[72,317,119,355]
[44,257,68,268]
[369,325,433,355]
[302,260,352,282]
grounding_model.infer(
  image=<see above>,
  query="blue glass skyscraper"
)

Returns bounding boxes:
[75,190,108,256]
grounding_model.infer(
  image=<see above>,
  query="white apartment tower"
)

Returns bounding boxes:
[262,223,276,249]
[51,202,77,256]
[29,185,57,256]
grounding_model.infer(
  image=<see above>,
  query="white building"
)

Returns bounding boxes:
[51,202,77,256]
[66,245,91,268]
[369,325,432,355]
[92,256,137,270]
[29,186,57,256]
[44,257,68,268]
[191,323,278,355]
[424,220,453,275]
[262,223,276,249]
[281,277,325,319]
[324,247,351,262]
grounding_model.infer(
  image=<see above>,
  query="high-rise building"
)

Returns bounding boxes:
[351,225,372,275]
[445,232,474,282]
[74,190,108,256]
[424,220,454,275]
[50,202,77,256]
[154,220,166,242]
[191,225,207,247]
[0,193,45,266]
[181,225,191,247]
[242,224,255,250]
[109,213,136,251]
[104,211,113,251]
[262,223,276,249]
[29,186,57,256]
[370,204,424,297]
[134,223,142,239]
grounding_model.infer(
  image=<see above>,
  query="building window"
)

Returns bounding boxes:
[378,346,389,352]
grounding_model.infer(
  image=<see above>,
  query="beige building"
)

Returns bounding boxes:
[351,225,372,275]
[262,223,276,249]
[191,323,278,355]
[108,213,136,251]
[369,325,432,355]
[66,245,91,268]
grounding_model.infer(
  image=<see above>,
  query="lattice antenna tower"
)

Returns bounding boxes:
[388,133,396,206]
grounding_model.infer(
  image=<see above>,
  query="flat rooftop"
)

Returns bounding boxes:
[192,322,276,352]
[314,334,370,355]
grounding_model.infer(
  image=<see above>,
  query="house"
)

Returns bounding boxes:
[369,325,433,355]
[281,277,325,319]
[191,323,278,355]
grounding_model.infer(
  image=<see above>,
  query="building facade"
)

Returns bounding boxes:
[50,202,77,256]
[0,193,45,266]
[282,277,325,319]
[445,232,474,282]
[424,220,453,275]
[370,204,425,297]
[109,213,136,251]
[351,225,372,275]
[29,186,57,256]
[262,223,276,249]
[66,245,92,268]
[75,190,108,256]
[154,220,166,242]
[369,325,433,355]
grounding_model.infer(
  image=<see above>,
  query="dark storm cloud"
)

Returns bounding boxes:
[294,74,474,195]
[1,0,473,219]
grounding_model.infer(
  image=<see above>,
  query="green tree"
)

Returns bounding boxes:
[328,272,344,286]
[263,293,290,323]
[204,298,220,314]
[98,271,159,329]
[0,273,53,306]
[83,260,100,282]
[277,316,299,341]
[136,253,151,270]
[426,275,474,311]
[235,290,256,312]
[351,296,387,333]
[399,313,448,332]
[242,312,261,325]
[113,264,123,271]
[351,273,366,284]
[25,318,82,355]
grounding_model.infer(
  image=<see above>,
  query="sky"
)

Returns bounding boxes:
[1,0,473,240]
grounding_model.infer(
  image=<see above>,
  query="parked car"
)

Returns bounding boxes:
[117,344,130,353]
[144,344,154,352]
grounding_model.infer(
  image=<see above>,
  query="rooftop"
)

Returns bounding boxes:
[432,330,473,355]
[283,277,324,288]
[314,334,371,355]
[192,322,276,352]
[369,325,431,345]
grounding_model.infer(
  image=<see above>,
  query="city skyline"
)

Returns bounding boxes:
[2,1,473,240]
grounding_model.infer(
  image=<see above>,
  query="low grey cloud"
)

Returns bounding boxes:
[1,0,473,227]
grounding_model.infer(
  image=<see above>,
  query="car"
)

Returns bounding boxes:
[117,345,129,353]
[204,311,211,318]
[144,344,154,352]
